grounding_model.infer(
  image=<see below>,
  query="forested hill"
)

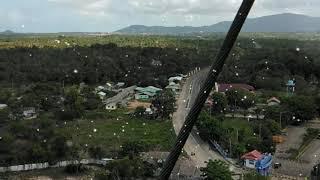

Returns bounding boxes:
[116,13,320,35]
[1,38,320,94]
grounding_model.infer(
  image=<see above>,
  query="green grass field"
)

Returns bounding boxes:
[222,117,254,143]
[57,109,176,153]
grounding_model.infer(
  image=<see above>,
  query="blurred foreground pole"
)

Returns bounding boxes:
[159,0,255,179]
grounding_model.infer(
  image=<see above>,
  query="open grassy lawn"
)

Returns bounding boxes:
[222,117,254,142]
[57,109,176,153]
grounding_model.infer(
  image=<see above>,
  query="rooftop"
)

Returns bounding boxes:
[217,83,255,93]
[241,150,263,160]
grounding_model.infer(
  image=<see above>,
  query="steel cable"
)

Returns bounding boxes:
[159,0,255,179]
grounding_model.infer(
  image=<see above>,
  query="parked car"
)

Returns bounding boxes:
[274,162,282,169]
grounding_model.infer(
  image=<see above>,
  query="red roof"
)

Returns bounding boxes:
[241,150,262,160]
[218,83,255,93]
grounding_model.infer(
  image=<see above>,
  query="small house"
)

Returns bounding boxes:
[241,150,263,169]
[97,91,107,100]
[106,102,117,110]
[116,82,125,89]
[165,82,181,94]
[215,83,255,93]
[145,107,153,115]
[23,107,37,119]
[135,86,162,100]
[267,97,281,106]
[95,86,105,92]
[151,59,162,66]
[168,76,183,83]
[0,104,8,110]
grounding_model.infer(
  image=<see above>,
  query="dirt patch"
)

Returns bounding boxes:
[127,100,151,110]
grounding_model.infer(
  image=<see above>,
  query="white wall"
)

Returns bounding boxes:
[244,159,256,169]
[0,159,112,173]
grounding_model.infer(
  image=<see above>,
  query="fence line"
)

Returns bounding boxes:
[0,158,113,173]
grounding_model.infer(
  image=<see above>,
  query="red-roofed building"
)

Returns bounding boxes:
[214,82,255,93]
[241,150,263,169]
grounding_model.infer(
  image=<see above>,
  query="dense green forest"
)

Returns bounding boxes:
[1,36,320,93]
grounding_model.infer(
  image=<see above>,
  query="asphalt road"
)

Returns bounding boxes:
[172,69,241,174]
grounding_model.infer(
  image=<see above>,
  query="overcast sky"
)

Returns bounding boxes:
[0,0,318,33]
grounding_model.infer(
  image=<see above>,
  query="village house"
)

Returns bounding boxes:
[241,150,263,169]
[22,107,37,119]
[115,82,125,89]
[214,82,255,93]
[135,86,162,100]
[151,59,162,66]
[267,97,281,106]
[168,76,183,83]
[0,104,8,110]
[97,91,107,100]
[165,82,181,95]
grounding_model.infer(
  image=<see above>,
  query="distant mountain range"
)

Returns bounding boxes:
[116,13,320,35]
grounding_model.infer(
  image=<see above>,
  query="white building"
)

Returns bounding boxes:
[0,104,8,110]
[23,107,37,119]
[241,150,262,169]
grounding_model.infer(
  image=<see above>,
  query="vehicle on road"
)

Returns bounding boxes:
[274,162,282,169]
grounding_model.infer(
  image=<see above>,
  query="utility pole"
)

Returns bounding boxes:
[159,1,255,179]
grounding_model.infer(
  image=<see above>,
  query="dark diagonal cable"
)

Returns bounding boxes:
[159,0,255,179]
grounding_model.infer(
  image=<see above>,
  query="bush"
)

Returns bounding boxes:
[64,164,87,174]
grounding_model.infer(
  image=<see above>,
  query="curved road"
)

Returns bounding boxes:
[172,69,240,173]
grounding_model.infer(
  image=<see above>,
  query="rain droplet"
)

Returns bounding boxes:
[296,47,300,52]
[36,128,40,132]
[122,129,125,132]
[143,123,146,126]
[93,129,97,133]
[235,73,239,76]
[73,69,78,74]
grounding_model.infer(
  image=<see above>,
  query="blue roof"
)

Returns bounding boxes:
[256,154,272,170]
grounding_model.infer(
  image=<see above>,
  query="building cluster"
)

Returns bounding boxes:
[94,74,187,115]
[241,150,273,176]
[165,74,186,95]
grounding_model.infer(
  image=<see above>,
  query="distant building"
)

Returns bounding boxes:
[97,91,107,100]
[22,107,37,119]
[106,102,117,110]
[0,104,8,110]
[215,82,255,93]
[135,86,162,100]
[241,150,263,169]
[267,97,281,106]
[95,86,105,92]
[286,79,296,95]
[168,76,183,83]
[116,82,125,89]
[145,107,153,115]
[151,59,162,66]
[241,150,272,176]
[165,82,181,95]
